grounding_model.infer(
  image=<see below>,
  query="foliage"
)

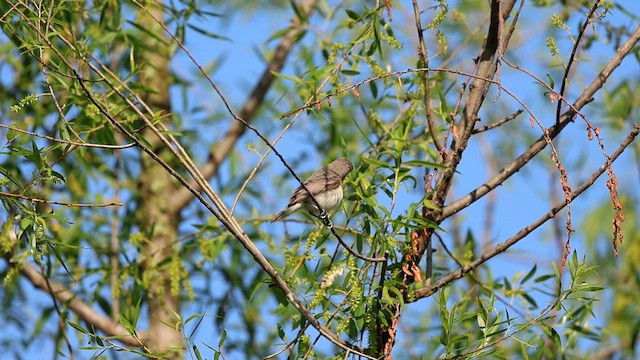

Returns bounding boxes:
[0,0,639,359]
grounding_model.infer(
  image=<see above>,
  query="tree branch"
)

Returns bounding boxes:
[441,23,640,220]
[471,109,523,134]
[172,0,319,210]
[0,123,135,149]
[16,260,146,347]
[414,123,640,300]
[411,0,442,152]
[37,11,372,354]
[555,1,602,125]
[428,0,516,222]
[0,191,122,208]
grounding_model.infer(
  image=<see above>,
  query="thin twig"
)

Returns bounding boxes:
[0,191,123,207]
[262,322,311,359]
[555,1,602,125]
[471,109,523,134]
[444,24,640,219]
[16,258,147,347]
[434,233,526,318]
[17,1,374,354]
[172,0,320,209]
[415,123,640,300]
[0,124,135,149]
[411,0,442,152]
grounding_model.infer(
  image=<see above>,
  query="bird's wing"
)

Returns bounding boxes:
[286,170,342,205]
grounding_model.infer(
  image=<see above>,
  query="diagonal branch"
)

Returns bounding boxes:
[0,191,122,208]
[172,0,319,211]
[411,0,442,152]
[16,259,146,347]
[36,9,372,355]
[441,23,640,220]
[471,109,523,134]
[431,0,516,215]
[15,3,369,355]
[555,1,602,124]
[414,123,640,300]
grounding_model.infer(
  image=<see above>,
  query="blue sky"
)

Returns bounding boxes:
[174,2,639,358]
[3,1,639,359]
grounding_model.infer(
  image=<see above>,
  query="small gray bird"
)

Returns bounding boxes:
[272,157,354,222]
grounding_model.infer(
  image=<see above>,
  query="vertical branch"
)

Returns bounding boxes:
[170,0,319,210]
[42,255,75,359]
[110,143,121,319]
[412,0,442,152]
[433,0,516,217]
[378,0,516,356]
[135,1,182,356]
[413,0,439,288]
[555,1,602,124]
[478,135,498,250]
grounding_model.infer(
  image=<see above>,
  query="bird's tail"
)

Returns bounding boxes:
[271,209,287,222]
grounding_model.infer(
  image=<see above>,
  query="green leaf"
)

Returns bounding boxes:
[542,324,562,348]
[187,24,231,41]
[31,139,43,170]
[504,277,512,291]
[267,26,294,42]
[521,264,537,285]
[290,0,308,22]
[345,9,360,20]
[69,322,89,334]
[455,310,477,323]
[193,344,203,360]
[552,262,561,296]
[521,292,538,308]
[362,157,392,169]
[340,69,360,75]
[271,71,302,83]
[218,329,227,348]
[49,242,74,279]
[7,127,19,141]
[369,81,378,98]
[402,160,447,169]
[546,73,555,88]
[534,273,555,283]
[118,311,138,336]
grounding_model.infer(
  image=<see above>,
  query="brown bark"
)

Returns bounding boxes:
[136,2,183,357]
[17,260,146,347]
[378,0,518,357]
